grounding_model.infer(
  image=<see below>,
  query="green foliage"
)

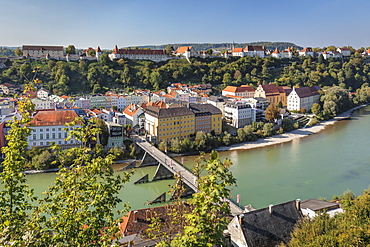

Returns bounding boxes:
[311,103,321,115]
[0,47,18,56]
[282,117,295,132]
[2,53,370,95]
[165,44,174,55]
[321,86,353,117]
[307,116,319,127]
[31,149,55,170]
[96,118,109,146]
[0,96,133,245]
[262,123,274,137]
[353,83,370,105]
[173,151,236,246]
[14,47,23,56]
[145,176,191,245]
[289,191,370,247]
[32,117,133,246]
[65,45,76,55]
[265,104,281,122]
[87,49,96,57]
[0,88,36,245]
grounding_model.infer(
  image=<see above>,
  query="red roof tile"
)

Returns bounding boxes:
[232,48,243,53]
[123,104,140,117]
[175,46,192,54]
[30,110,79,126]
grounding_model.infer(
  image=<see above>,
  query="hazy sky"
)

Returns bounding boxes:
[1,0,369,49]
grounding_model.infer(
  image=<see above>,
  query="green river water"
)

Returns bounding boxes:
[25,106,370,211]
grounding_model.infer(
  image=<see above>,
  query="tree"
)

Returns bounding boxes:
[145,176,191,245]
[31,149,54,170]
[311,103,321,115]
[0,85,36,245]
[282,117,294,132]
[165,44,174,56]
[289,191,370,247]
[237,128,247,142]
[195,131,207,150]
[222,131,232,146]
[172,151,236,246]
[99,53,110,65]
[14,47,23,56]
[222,73,232,87]
[206,49,213,55]
[265,104,280,122]
[96,118,109,146]
[33,117,133,246]
[88,49,96,57]
[65,45,76,55]
[321,86,353,117]
[262,123,274,137]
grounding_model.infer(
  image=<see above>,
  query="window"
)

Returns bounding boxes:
[58,133,61,138]
[52,133,55,139]
[40,134,43,139]
[33,134,36,140]
[40,129,43,132]
[46,128,49,131]
[58,141,61,144]
[40,142,43,146]
[46,133,49,139]
[52,128,55,131]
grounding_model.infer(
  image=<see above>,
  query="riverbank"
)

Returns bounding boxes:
[215,104,368,152]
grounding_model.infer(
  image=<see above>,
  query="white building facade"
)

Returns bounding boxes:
[287,86,321,111]
[27,110,81,148]
[224,102,253,128]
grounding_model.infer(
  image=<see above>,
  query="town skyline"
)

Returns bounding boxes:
[1,0,370,49]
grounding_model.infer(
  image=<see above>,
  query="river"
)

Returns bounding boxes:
[26,106,370,211]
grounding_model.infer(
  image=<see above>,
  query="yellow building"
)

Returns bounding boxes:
[144,106,195,143]
[254,84,290,107]
[188,103,222,135]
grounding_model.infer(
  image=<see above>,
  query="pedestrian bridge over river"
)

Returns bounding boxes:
[133,138,243,216]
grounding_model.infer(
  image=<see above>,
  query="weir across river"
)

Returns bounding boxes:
[134,137,244,216]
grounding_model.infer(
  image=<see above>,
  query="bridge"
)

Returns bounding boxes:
[134,137,244,216]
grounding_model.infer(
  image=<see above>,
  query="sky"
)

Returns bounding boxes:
[1,0,369,49]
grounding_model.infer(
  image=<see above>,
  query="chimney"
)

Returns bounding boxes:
[295,199,301,211]
[268,204,273,214]
[145,210,150,220]
[133,210,138,223]
[238,214,244,225]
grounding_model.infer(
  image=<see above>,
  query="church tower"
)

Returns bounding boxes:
[96,46,102,61]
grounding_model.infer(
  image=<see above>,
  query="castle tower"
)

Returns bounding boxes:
[96,46,102,61]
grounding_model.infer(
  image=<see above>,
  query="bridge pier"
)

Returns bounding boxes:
[149,192,166,204]
[134,174,149,184]
[152,164,174,181]
[139,151,159,167]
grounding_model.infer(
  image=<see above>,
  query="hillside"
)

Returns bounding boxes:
[130,42,303,51]
[0,47,16,57]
